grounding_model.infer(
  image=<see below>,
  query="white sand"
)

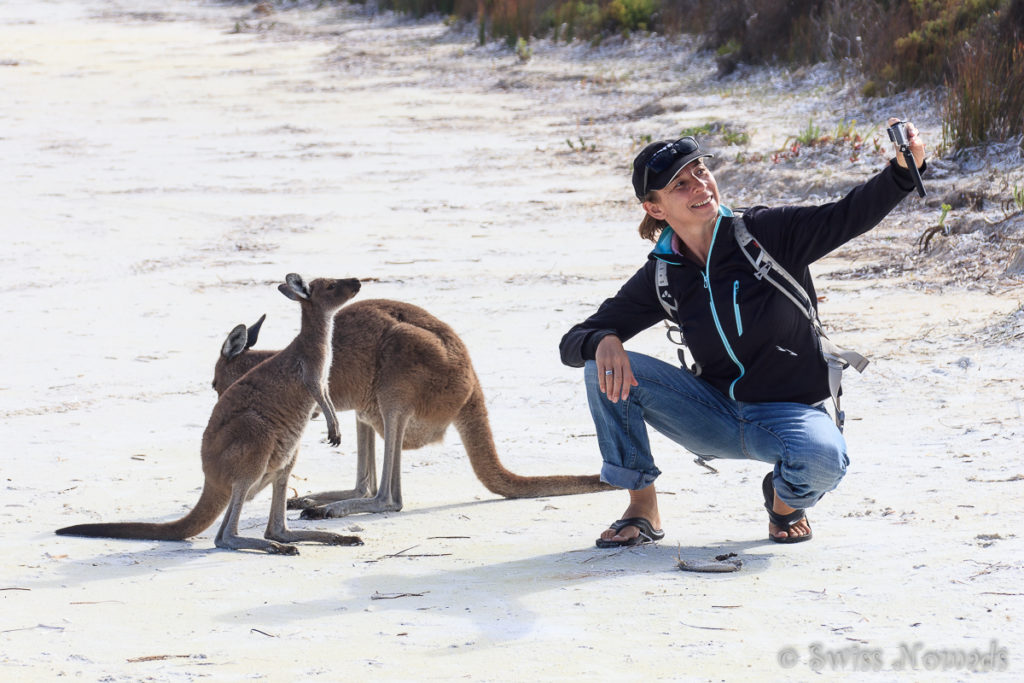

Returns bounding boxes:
[2,1,1022,680]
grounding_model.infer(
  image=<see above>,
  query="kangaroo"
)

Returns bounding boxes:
[56,274,364,554]
[213,299,613,519]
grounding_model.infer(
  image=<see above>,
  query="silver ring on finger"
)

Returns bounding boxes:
[605,370,614,376]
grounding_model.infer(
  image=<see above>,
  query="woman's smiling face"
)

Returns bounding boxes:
[643,160,720,232]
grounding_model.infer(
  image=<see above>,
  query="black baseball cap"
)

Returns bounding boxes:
[632,136,714,200]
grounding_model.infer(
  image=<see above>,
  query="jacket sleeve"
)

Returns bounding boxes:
[559,261,667,367]
[745,158,922,270]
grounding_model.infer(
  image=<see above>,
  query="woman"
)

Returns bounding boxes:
[559,118,926,546]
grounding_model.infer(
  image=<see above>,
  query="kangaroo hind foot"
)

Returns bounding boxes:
[266,469,363,546]
[215,480,299,555]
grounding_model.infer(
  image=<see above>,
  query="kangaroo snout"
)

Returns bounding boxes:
[333,277,361,298]
[302,276,361,307]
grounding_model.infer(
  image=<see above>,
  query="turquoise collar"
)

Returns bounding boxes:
[652,205,734,258]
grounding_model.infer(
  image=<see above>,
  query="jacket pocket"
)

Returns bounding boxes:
[732,280,743,336]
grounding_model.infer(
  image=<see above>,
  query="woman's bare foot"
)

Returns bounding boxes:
[598,484,662,544]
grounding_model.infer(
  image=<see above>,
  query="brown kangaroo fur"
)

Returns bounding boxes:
[213,298,612,519]
[56,274,364,554]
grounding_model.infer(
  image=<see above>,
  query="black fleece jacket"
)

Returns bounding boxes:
[559,159,919,405]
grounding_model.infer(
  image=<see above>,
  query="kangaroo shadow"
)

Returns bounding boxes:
[40,496,532,590]
[217,537,774,645]
[37,512,322,590]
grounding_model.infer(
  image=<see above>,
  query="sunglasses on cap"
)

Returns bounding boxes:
[640,136,700,198]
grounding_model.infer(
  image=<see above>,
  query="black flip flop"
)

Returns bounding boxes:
[762,472,812,544]
[595,516,665,548]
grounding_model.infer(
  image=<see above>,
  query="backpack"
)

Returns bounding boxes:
[655,216,868,431]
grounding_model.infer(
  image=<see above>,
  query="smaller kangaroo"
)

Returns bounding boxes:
[56,274,364,554]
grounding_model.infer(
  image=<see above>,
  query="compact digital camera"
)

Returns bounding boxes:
[887,120,911,148]
[886,119,926,197]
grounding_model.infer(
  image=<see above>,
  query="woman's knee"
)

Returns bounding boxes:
[817,440,849,487]
[778,425,848,505]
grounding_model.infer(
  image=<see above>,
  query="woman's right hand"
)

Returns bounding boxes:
[889,116,926,169]
[595,335,638,403]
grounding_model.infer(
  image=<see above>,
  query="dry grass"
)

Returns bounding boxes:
[358,0,1024,150]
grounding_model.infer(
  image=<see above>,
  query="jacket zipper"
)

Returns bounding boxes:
[704,211,745,399]
[733,280,743,336]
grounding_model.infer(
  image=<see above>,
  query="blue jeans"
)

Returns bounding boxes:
[584,352,848,509]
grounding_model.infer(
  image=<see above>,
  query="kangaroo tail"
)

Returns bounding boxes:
[454,386,614,499]
[55,483,229,541]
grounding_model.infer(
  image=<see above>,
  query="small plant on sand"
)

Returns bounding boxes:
[771,143,802,163]
[735,151,766,163]
[680,123,715,138]
[515,37,532,63]
[722,129,750,146]
[680,122,749,146]
[566,136,597,153]
[833,119,876,162]
[1011,184,1024,212]
[834,118,858,141]
[631,133,653,151]
[794,118,827,146]
[772,119,825,163]
[917,203,954,252]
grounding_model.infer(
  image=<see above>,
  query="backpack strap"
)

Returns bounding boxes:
[655,258,701,376]
[819,335,870,430]
[733,216,868,431]
[655,257,677,318]
[733,218,817,322]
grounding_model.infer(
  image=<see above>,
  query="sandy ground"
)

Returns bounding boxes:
[2,1,1023,680]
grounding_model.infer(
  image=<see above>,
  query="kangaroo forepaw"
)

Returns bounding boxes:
[300,505,340,520]
[288,496,317,510]
[326,432,341,447]
[328,535,364,546]
[270,543,300,556]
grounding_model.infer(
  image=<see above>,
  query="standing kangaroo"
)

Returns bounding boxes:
[213,298,613,519]
[56,274,364,554]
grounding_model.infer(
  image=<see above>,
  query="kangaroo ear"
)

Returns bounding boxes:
[221,324,250,360]
[279,274,309,301]
[246,314,266,349]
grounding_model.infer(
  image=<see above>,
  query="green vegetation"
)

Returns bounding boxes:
[362,0,1024,151]
[515,36,533,62]
[680,122,750,146]
[939,203,952,232]
[686,0,1024,151]
[760,118,878,164]
[794,119,826,146]
[566,136,598,152]
[917,202,954,252]
[942,40,1024,149]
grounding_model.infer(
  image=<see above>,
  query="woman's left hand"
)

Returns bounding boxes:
[889,117,926,170]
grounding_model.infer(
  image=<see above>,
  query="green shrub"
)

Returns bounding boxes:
[606,0,658,32]
[379,0,462,17]
[881,0,1003,87]
[368,0,1023,148]
[943,38,1024,148]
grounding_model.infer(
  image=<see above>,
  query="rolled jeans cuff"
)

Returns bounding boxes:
[600,461,660,490]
